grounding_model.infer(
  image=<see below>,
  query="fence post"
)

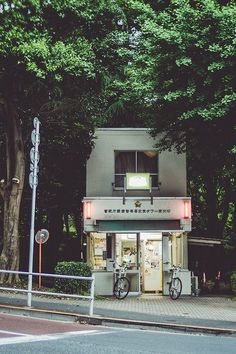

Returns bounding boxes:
[89,273,95,316]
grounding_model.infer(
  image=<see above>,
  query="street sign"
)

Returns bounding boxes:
[30,147,40,164]
[29,172,38,188]
[30,163,39,173]
[35,229,49,244]
[31,129,40,146]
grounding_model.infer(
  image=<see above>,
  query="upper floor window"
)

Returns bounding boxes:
[115,150,158,188]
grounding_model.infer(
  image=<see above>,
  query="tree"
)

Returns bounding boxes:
[0,0,132,282]
[107,0,236,239]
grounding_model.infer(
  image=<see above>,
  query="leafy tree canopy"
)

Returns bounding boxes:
[0,0,136,278]
[105,0,236,239]
[108,0,236,150]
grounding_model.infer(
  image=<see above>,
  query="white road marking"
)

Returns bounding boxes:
[0,330,26,336]
[0,329,116,346]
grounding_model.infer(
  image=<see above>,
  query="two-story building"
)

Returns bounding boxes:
[83,128,192,296]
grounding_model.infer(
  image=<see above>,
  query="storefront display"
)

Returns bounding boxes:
[87,231,189,295]
[115,234,138,269]
[89,233,107,270]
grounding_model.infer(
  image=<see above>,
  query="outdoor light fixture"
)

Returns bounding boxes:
[184,200,190,219]
[84,201,91,219]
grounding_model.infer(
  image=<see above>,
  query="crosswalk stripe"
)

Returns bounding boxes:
[0,329,116,346]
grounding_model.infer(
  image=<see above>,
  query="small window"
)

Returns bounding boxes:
[115,150,158,188]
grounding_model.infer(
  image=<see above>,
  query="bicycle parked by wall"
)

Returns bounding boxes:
[113,263,130,299]
[169,265,182,300]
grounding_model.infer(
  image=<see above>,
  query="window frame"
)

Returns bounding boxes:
[114,150,159,190]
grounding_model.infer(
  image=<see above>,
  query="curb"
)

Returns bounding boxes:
[0,304,235,336]
[97,317,236,336]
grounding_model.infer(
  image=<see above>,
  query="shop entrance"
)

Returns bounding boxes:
[114,233,164,294]
[140,234,163,293]
[87,232,165,295]
[87,231,190,296]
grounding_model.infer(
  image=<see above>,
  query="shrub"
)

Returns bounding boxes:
[54,261,92,295]
[230,271,236,294]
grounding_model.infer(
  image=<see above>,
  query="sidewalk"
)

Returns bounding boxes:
[0,292,236,334]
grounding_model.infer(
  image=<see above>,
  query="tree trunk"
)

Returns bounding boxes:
[0,102,25,284]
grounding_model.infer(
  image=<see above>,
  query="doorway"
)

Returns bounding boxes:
[140,233,163,293]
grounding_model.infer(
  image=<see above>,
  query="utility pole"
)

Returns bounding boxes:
[27,117,40,307]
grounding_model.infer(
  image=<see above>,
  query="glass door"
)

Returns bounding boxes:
[140,233,163,293]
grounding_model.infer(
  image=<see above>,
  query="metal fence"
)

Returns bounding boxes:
[0,269,95,316]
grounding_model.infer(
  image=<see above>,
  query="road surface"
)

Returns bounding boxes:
[0,313,236,353]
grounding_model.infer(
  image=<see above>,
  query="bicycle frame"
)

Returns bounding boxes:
[114,264,127,280]
[113,263,130,300]
[171,266,180,280]
[169,265,182,300]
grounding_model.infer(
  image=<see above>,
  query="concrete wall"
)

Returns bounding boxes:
[86,128,187,197]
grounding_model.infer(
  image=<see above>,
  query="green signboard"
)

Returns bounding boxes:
[126,173,150,190]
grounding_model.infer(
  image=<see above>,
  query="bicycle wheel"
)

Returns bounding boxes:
[113,276,130,299]
[169,277,182,300]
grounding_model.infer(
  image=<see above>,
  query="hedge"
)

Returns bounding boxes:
[54,261,92,295]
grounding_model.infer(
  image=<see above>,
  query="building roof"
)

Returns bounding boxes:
[188,237,224,246]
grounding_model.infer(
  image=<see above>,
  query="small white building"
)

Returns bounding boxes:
[83,128,192,296]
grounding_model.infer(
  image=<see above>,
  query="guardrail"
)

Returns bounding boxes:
[0,269,95,316]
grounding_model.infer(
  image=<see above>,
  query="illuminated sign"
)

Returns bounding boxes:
[83,198,192,232]
[104,208,171,214]
[83,198,191,221]
[126,173,150,190]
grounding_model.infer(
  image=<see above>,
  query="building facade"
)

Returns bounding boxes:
[83,128,192,295]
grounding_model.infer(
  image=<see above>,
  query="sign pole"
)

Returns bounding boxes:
[27,117,40,307]
[38,235,42,289]
[35,229,49,290]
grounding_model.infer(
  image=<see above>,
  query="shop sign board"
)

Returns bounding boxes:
[84,198,191,221]
[126,173,150,190]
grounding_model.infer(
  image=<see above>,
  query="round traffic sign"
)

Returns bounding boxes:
[30,147,40,164]
[31,129,40,146]
[35,229,49,244]
[29,172,38,189]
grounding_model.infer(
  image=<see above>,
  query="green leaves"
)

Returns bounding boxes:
[54,261,92,294]
[20,38,95,80]
[115,0,236,128]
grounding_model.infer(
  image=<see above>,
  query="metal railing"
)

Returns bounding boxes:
[0,269,95,316]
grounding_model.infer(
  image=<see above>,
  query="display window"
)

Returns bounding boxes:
[115,234,138,269]
[89,233,107,270]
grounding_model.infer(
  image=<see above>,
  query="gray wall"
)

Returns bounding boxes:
[86,128,187,197]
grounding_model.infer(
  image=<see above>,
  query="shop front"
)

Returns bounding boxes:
[83,197,192,296]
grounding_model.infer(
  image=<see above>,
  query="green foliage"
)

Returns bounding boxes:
[104,0,236,241]
[230,271,236,293]
[0,0,138,270]
[119,0,236,128]
[54,261,92,294]
[1,0,235,269]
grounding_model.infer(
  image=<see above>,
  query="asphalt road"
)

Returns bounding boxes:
[0,314,236,354]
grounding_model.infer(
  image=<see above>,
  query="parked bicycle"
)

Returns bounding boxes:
[113,263,130,299]
[169,265,182,300]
